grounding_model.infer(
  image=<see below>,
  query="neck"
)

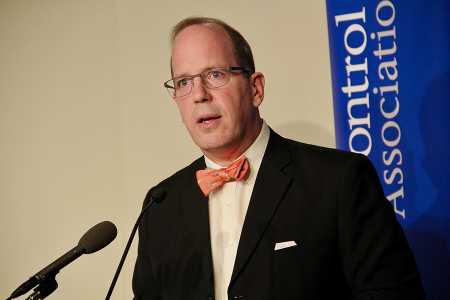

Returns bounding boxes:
[203,119,263,166]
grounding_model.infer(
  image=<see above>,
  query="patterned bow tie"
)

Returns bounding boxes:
[196,156,250,196]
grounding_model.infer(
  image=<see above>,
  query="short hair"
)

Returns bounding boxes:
[170,17,255,74]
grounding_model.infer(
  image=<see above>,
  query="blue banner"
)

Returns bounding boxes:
[325,1,450,298]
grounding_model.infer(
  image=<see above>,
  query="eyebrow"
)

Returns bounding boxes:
[172,66,226,79]
[172,72,192,79]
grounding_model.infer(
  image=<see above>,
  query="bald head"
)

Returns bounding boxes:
[171,24,237,77]
[170,17,255,76]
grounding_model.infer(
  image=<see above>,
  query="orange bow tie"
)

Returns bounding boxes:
[196,156,250,196]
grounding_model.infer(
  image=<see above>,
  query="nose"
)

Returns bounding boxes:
[191,77,211,103]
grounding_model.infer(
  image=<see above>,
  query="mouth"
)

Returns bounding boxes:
[197,114,221,124]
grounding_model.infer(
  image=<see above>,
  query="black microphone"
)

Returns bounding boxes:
[105,187,166,300]
[7,221,117,300]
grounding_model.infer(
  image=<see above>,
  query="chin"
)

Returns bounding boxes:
[196,139,227,152]
[189,126,242,154]
[193,135,230,152]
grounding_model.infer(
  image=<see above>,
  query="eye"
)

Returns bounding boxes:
[207,70,226,81]
[175,78,190,89]
[175,78,188,89]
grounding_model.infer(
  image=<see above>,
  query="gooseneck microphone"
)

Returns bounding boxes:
[105,187,166,300]
[6,221,117,300]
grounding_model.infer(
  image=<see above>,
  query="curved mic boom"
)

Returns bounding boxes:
[105,187,166,300]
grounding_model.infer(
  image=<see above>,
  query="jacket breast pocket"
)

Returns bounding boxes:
[272,240,303,298]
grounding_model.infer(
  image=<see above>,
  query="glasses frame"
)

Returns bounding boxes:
[163,66,251,99]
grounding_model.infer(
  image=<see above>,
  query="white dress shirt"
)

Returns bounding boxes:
[205,122,270,300]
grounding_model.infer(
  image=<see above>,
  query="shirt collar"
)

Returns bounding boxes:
[204,121,270,170]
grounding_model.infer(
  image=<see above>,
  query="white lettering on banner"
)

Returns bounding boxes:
[335,7,366,26]
[349,127,372,156]
[335,6,372,156]
[372,0,405,219]
[334,0,406,219]
[347,95,370,129]
[376,0,396,27]
[344,24,367,56]
[387,187,406,219]
[380,95,399,119]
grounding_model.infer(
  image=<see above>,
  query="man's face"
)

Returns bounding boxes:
[171,24,264,162]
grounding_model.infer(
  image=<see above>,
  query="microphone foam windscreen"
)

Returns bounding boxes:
[78,221,117,254]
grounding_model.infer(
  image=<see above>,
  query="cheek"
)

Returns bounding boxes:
[177,103,192,124]
[220,92,244,118]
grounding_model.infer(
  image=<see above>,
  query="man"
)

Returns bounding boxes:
[133,17,424,300]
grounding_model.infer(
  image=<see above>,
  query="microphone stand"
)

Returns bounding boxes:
[25,272,58,300]
[105,188,165,300]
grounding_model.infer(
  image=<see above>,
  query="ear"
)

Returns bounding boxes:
[249,72,265,107]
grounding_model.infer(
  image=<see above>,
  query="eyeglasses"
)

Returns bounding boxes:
[163,67,251,99]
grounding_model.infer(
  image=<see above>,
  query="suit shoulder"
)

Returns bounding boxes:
[277,135,382,203]
[142,156,203,207]
[277,136,375,179]
[153,156,203,191]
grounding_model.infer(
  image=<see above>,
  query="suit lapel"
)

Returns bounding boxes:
[230,131,293,284]
[178,158,215,295]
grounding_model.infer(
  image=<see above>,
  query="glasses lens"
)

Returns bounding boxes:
[204,69,229,88]
[165,78,192,98]
[173,77,192,98]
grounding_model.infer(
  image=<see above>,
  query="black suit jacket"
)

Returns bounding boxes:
[133,130,424,300]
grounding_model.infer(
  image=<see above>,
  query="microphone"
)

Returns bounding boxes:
[105,187,166,300]
[7,221,117,300]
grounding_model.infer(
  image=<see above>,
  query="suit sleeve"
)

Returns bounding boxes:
[132,203,161,300]
[337,155,425,299]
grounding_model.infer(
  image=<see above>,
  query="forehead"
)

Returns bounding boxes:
[171,24,237,77]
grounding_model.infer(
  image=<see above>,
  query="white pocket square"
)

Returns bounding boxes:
[274,240,298,251]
